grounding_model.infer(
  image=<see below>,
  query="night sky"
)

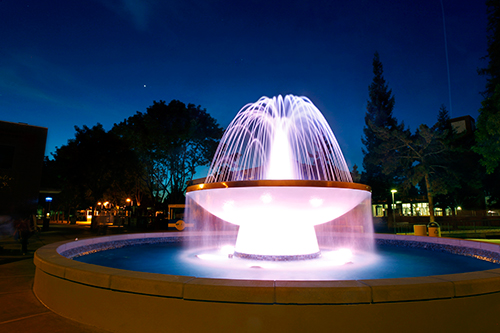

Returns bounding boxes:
[0,0,488,174]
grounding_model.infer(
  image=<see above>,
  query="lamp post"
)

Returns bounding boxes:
[391,189,397,233]
[44,197,52,231]
[126,198,132,225]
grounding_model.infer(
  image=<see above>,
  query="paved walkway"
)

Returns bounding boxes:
[0,223,113,332]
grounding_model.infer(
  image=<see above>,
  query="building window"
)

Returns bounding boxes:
[372,204,386,217]
[402,203,412,216]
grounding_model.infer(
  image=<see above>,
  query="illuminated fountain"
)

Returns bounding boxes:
[32,95,500,332]
[186,95,373,261]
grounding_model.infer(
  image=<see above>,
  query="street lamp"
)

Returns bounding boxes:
[45,197,53,212]
[391,189,397,233]
[125,198,132,219]
[44,197,53,231]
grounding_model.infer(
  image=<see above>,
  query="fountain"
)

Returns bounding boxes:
[32,95,500,332]
[186,95,372,261]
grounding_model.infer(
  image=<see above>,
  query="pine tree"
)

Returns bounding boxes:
[361,52,399,201]
[435,105,452,135]
[351,164,361,183]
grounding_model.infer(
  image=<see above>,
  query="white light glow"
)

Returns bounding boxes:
[309,197,323,207]
[260,193,272,204]
[266,122,295,179]
[196,254,226,261]
[220,245,235,256]
[236,223,319,256]
[223,200,235,212]
[322,248,353,266]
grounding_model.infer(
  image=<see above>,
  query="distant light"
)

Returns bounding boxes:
[45,197,53,202]
[457,206,462,210]
[390,189,397,193]
[144,84,147,88]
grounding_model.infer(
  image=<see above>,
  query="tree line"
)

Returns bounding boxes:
[42,100,223,224]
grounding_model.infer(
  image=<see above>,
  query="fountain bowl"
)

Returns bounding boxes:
[187,180,372,259]
[34,232,500,332]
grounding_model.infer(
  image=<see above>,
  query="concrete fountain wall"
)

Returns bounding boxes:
[33,232,500,332]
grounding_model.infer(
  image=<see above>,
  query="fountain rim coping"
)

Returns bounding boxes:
[33,232,500,305]
[186,180,371,193]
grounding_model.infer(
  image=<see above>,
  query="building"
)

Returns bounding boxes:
[450,115,475,135]
[0,121,47,215]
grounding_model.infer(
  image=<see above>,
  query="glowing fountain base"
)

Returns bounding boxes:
[234,223,320,260]
[187,180,372,261]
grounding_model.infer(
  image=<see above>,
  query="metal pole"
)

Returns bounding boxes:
[392,191,396,233]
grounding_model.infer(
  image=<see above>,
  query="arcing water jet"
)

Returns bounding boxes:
[187,95,372,260]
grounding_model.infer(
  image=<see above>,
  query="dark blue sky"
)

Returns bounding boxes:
[0,0,488,174]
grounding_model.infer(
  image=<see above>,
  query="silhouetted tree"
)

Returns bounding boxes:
[51,124,140,228]
[372,106,459,222]
[113,100,223,209]
[434,106,486,213]
[351,164,361,183]
[362,52,401,201]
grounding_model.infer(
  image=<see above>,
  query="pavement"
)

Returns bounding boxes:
[0,222,120,333]
[1,222,500,333]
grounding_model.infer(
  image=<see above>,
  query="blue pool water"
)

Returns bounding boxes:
[74,243,500,280]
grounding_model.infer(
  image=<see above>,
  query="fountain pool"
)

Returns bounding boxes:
[34,233,500,332]
[73,236,500,280]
